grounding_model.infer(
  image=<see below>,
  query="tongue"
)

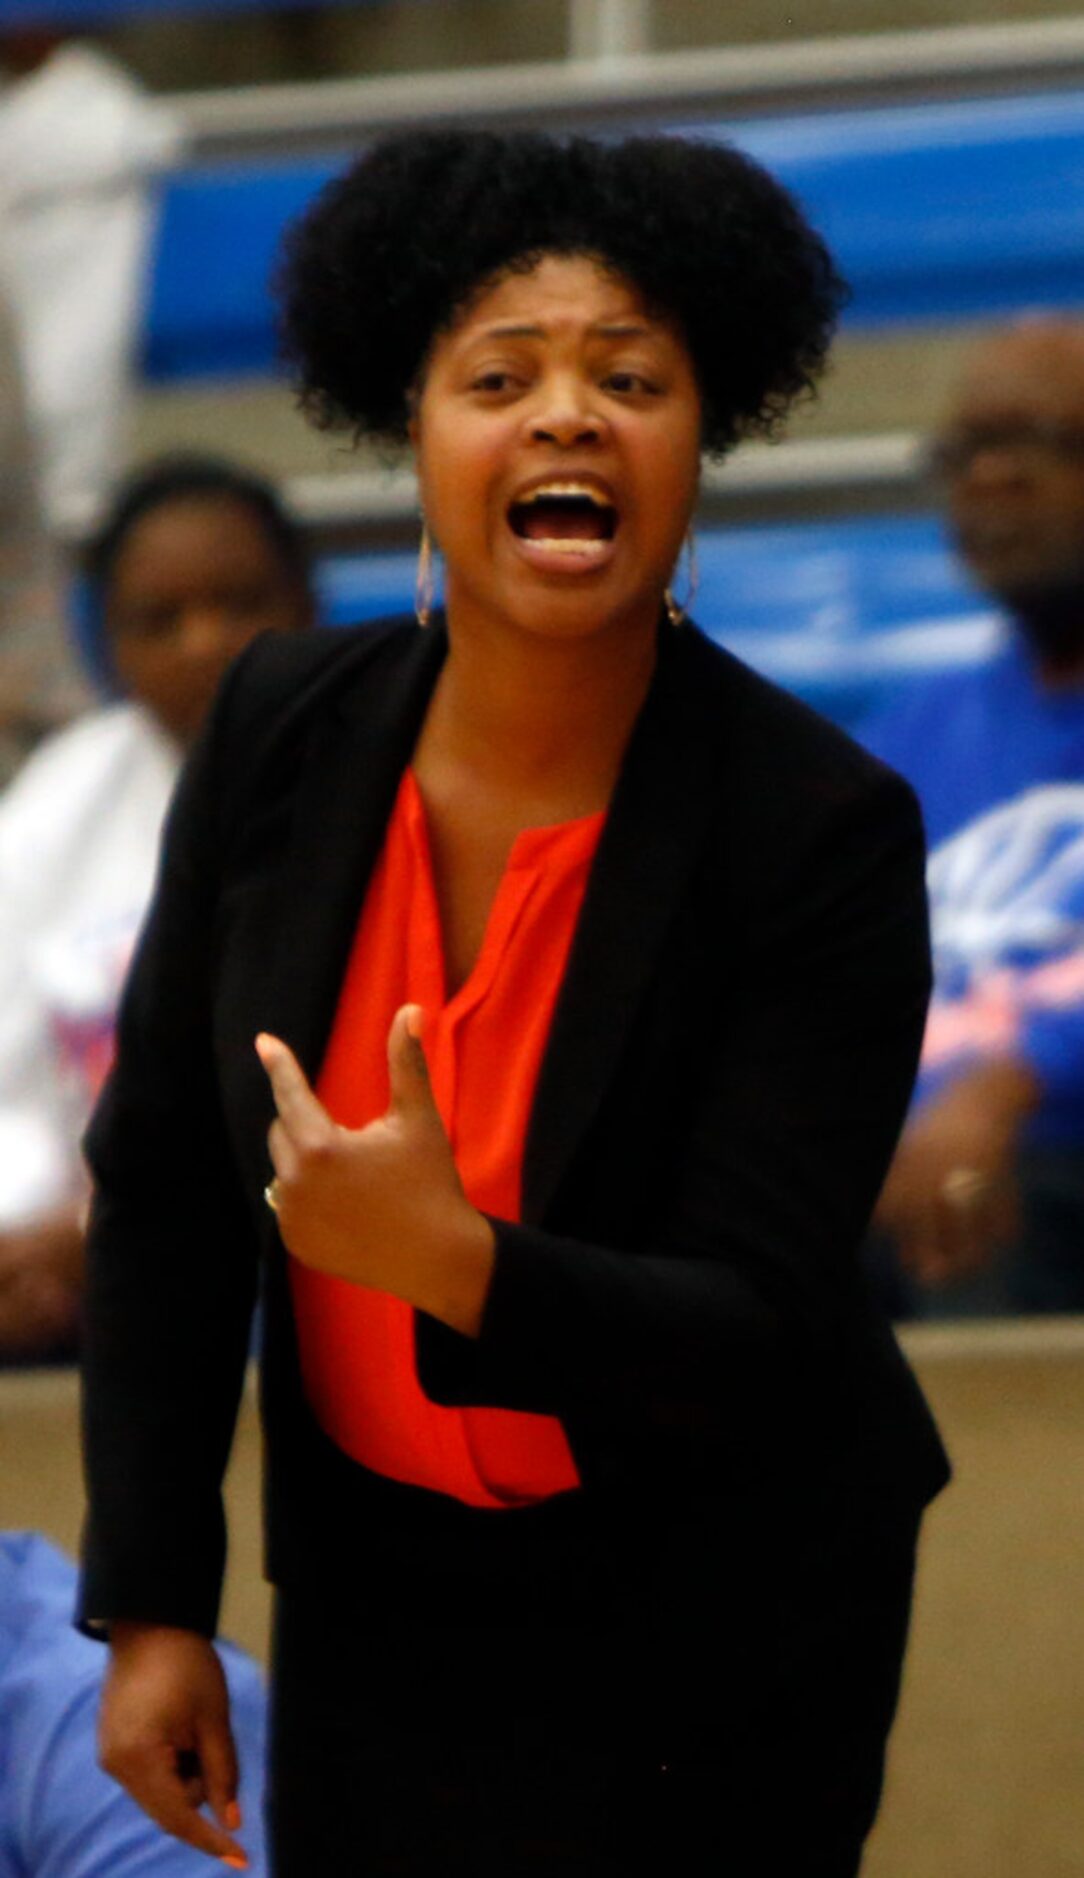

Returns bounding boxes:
[520,501,607,542]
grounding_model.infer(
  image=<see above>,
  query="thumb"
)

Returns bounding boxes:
[386,1005,439,1122]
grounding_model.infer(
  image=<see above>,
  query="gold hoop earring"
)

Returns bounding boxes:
[415,523,435,628]
[664,528,699,628]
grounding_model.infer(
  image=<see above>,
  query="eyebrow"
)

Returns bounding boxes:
[474,320,655,341]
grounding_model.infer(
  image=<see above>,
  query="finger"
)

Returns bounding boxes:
[255,1033,332,1152]
[911,1240,953,1287]
[119,1749,248,1866]
[936,1182,1000,1280]
[195,1707,243,1839]
[176,1744,207,1809]
[386,1005,438,1119]
[899,1206,948,1287]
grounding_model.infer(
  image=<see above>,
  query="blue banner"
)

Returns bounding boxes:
[139,89,1084,388]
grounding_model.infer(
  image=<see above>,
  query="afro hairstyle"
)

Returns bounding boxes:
[277,128,847,458]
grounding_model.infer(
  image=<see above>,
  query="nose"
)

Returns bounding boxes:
[170,609,249,726]
[172,608,250,698]
[178,606,242,660]
[527,376,605,448]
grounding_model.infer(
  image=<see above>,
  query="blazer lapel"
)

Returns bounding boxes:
[240,614,732,1226]
[522,624,734,1224]
[257,618,447,1079]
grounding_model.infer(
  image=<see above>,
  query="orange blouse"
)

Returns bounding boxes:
[288,767,606,1509]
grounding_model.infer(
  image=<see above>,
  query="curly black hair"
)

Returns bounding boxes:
[277,128,847,457]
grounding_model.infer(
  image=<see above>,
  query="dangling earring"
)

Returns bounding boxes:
[664,527,699,628]
[415,523,435,628]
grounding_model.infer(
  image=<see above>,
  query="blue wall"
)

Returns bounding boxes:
[313,511,998,734]
[142,90,1084,381]
[76,511,993,731]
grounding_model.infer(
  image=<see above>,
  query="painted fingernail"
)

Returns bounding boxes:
[224,1801,242,1832]
[222,1858,247,1872]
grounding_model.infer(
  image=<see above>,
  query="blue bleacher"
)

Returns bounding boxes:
[145,162,330,380]
[712,91,1084,327]
[312,511,999,735]
[73,512,991,733]
[142,88,1084,381]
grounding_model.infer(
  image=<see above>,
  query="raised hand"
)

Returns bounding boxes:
[256,1005,495,1336]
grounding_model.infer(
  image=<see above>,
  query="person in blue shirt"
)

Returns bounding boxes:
[0,1532,267,1876]
[865,318,1084,1315]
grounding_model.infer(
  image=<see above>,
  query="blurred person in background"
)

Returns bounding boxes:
[0,1530,268,1877]
[0,22,183,530]
[0,456,314,1363]
[867,318,1084,1315]
[0,282,92,782]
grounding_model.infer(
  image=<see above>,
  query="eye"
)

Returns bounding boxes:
[602,370,658,396]
[470,369,520,395]
[120,605,181,642]
[219,583,274,618]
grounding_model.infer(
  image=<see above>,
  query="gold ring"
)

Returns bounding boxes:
[263,1179,281,1214]
[941,1166,991,1210]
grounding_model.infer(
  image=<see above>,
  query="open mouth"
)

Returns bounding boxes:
[508,482,618,555]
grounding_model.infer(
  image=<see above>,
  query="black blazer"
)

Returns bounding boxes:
[80,615,948,1639]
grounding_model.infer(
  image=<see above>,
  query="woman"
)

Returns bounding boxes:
[0,454,312,1360]
[82,131,948,1876]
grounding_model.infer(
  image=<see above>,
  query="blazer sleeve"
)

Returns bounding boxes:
[78,667,257,1641]
[416,768,931,1436]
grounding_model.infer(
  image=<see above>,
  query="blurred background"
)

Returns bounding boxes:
[2,5,1084,1874]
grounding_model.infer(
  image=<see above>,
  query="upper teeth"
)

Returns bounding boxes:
[519,483,610,507]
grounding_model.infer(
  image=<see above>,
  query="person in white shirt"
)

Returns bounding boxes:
[0,280,92,781]
[0,28,183,529]
[0,454,315,1360]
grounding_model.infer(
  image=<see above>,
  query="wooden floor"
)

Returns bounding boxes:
[867,1321,1084,1878]
[3,1319,1083,1874]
